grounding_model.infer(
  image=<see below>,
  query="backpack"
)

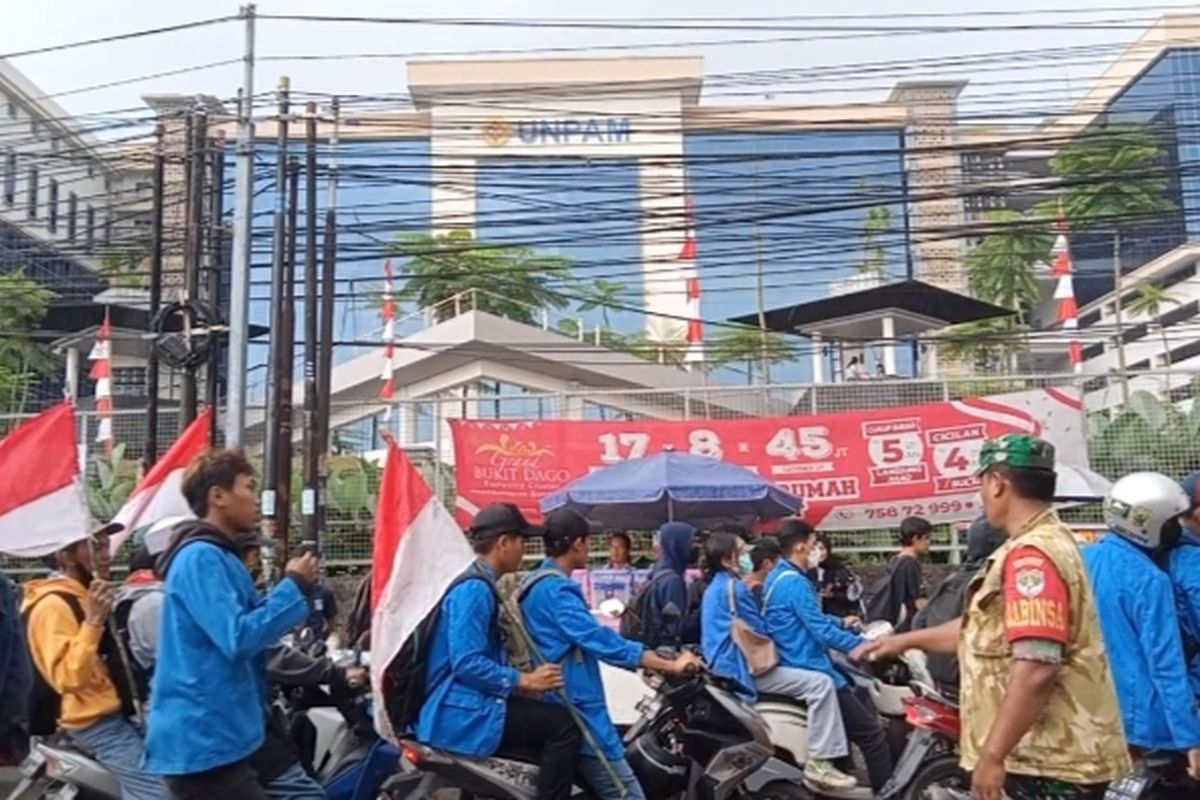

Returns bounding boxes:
[22,592,138,736]
[619,572,673,644]
[499,569,564,670]
[381,568,494,736]
[111,594,154,706]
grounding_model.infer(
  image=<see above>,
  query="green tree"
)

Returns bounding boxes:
[99,233,152,290]
[1126,282,1182,390]
[708,325,799,384]
[960,210,1050,373]
[0,269,57,414]
[1049,123,1175,401]
[390,230,573,325]
[574,279,630,329]
[859,205,893,277]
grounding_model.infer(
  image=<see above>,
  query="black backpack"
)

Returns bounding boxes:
[111,594,154,706]
[619,572,672,644]
[381,568,493,736]
[23,592,138,735]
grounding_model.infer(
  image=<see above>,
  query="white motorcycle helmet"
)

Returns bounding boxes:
[1102,471,1190,550]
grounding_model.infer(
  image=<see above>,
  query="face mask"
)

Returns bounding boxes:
[806,549,822,569]
[737,553,754,575]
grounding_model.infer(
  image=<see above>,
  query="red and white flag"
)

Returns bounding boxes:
[371,436,474,741]
[0,402,91,557]
[108,408,212,554]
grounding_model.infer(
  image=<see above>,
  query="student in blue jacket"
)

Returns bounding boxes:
[519,508,699,800]
[1172,471,1200,699]
[1084,472,1200,780]
[700,529,855,792]
[416,503,580,800]
[763,519,893,793]
[143,449,322,800]
[645,522,701,648]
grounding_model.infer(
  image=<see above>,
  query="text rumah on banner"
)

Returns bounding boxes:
[449,388,1087,531]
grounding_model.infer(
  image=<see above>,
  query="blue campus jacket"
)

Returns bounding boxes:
[762,560,864,689]
[647,522,699,649]
[416,561,520,757]
[1169,529,1200,698]
[520,559,644,760]
[1084,534,1200,751]
[144,531,308,775]
[701,570,767,699]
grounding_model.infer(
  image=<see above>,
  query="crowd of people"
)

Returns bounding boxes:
[3,431,1200,800]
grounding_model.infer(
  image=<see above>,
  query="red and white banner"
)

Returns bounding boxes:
[0,402,91,557]
[109,408,213,554]
[451,388,1086,531]
[371,436,474,741]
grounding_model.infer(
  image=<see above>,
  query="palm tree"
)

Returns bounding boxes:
[708,324,799,385]
[1126,282,1182,393]
[0,268,56,414]
[859,205,893,277]
[390,230,573,325]
[1049,123,1176,401]
[963,210,1050,373]
[574,279,630,330]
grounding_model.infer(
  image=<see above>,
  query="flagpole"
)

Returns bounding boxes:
[301,101,320,549]
[145,122,166,468]
[262,77,291,569]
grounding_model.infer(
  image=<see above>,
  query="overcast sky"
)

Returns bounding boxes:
[1,1,1193,125]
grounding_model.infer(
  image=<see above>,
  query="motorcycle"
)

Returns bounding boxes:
[1105,751,1200,800]
[875,682,969,800]
[4,736,120,800]
[5,644,393,800]
[379,667,810,800]
[277,647,399,800]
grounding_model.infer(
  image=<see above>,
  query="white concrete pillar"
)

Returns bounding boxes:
[925,342,940,379]
[811,333,825,383]
[882,315,898,376]
[65,346,79,400]
[430,156,477,233]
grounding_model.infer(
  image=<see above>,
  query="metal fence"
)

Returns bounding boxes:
[1,369,1195,571]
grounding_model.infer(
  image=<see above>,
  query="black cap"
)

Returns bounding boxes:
[469,503,546,542]
[543,508,598,549]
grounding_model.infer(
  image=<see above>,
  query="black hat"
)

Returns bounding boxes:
[469,503,545,542]
[543,508,598,549]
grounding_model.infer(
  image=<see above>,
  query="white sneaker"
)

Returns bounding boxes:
[804,758,858,790]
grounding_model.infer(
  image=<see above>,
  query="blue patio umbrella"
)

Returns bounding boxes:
[540,450,803,529]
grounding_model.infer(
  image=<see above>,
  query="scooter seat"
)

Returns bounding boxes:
[756,693,808,708]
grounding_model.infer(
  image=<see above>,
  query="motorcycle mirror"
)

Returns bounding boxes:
[862,621,894,641]
[598,597,626,618]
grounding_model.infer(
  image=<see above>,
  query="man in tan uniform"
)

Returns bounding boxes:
[867,434,1129,799]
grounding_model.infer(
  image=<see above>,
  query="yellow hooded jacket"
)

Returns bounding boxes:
[21,576,121,730]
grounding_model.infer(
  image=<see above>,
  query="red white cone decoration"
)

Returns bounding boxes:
[681,198,704,367]
[1051,214,1084,372]
[380,260,396,415]
[88,309,114,451]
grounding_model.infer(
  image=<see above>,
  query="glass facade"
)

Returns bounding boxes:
[1071,48,1200,306]
[475,157,645,335]
[685,129,913,381]
[237,138,432,403]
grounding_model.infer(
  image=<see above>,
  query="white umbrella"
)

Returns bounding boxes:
[1054,463,1113,504]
